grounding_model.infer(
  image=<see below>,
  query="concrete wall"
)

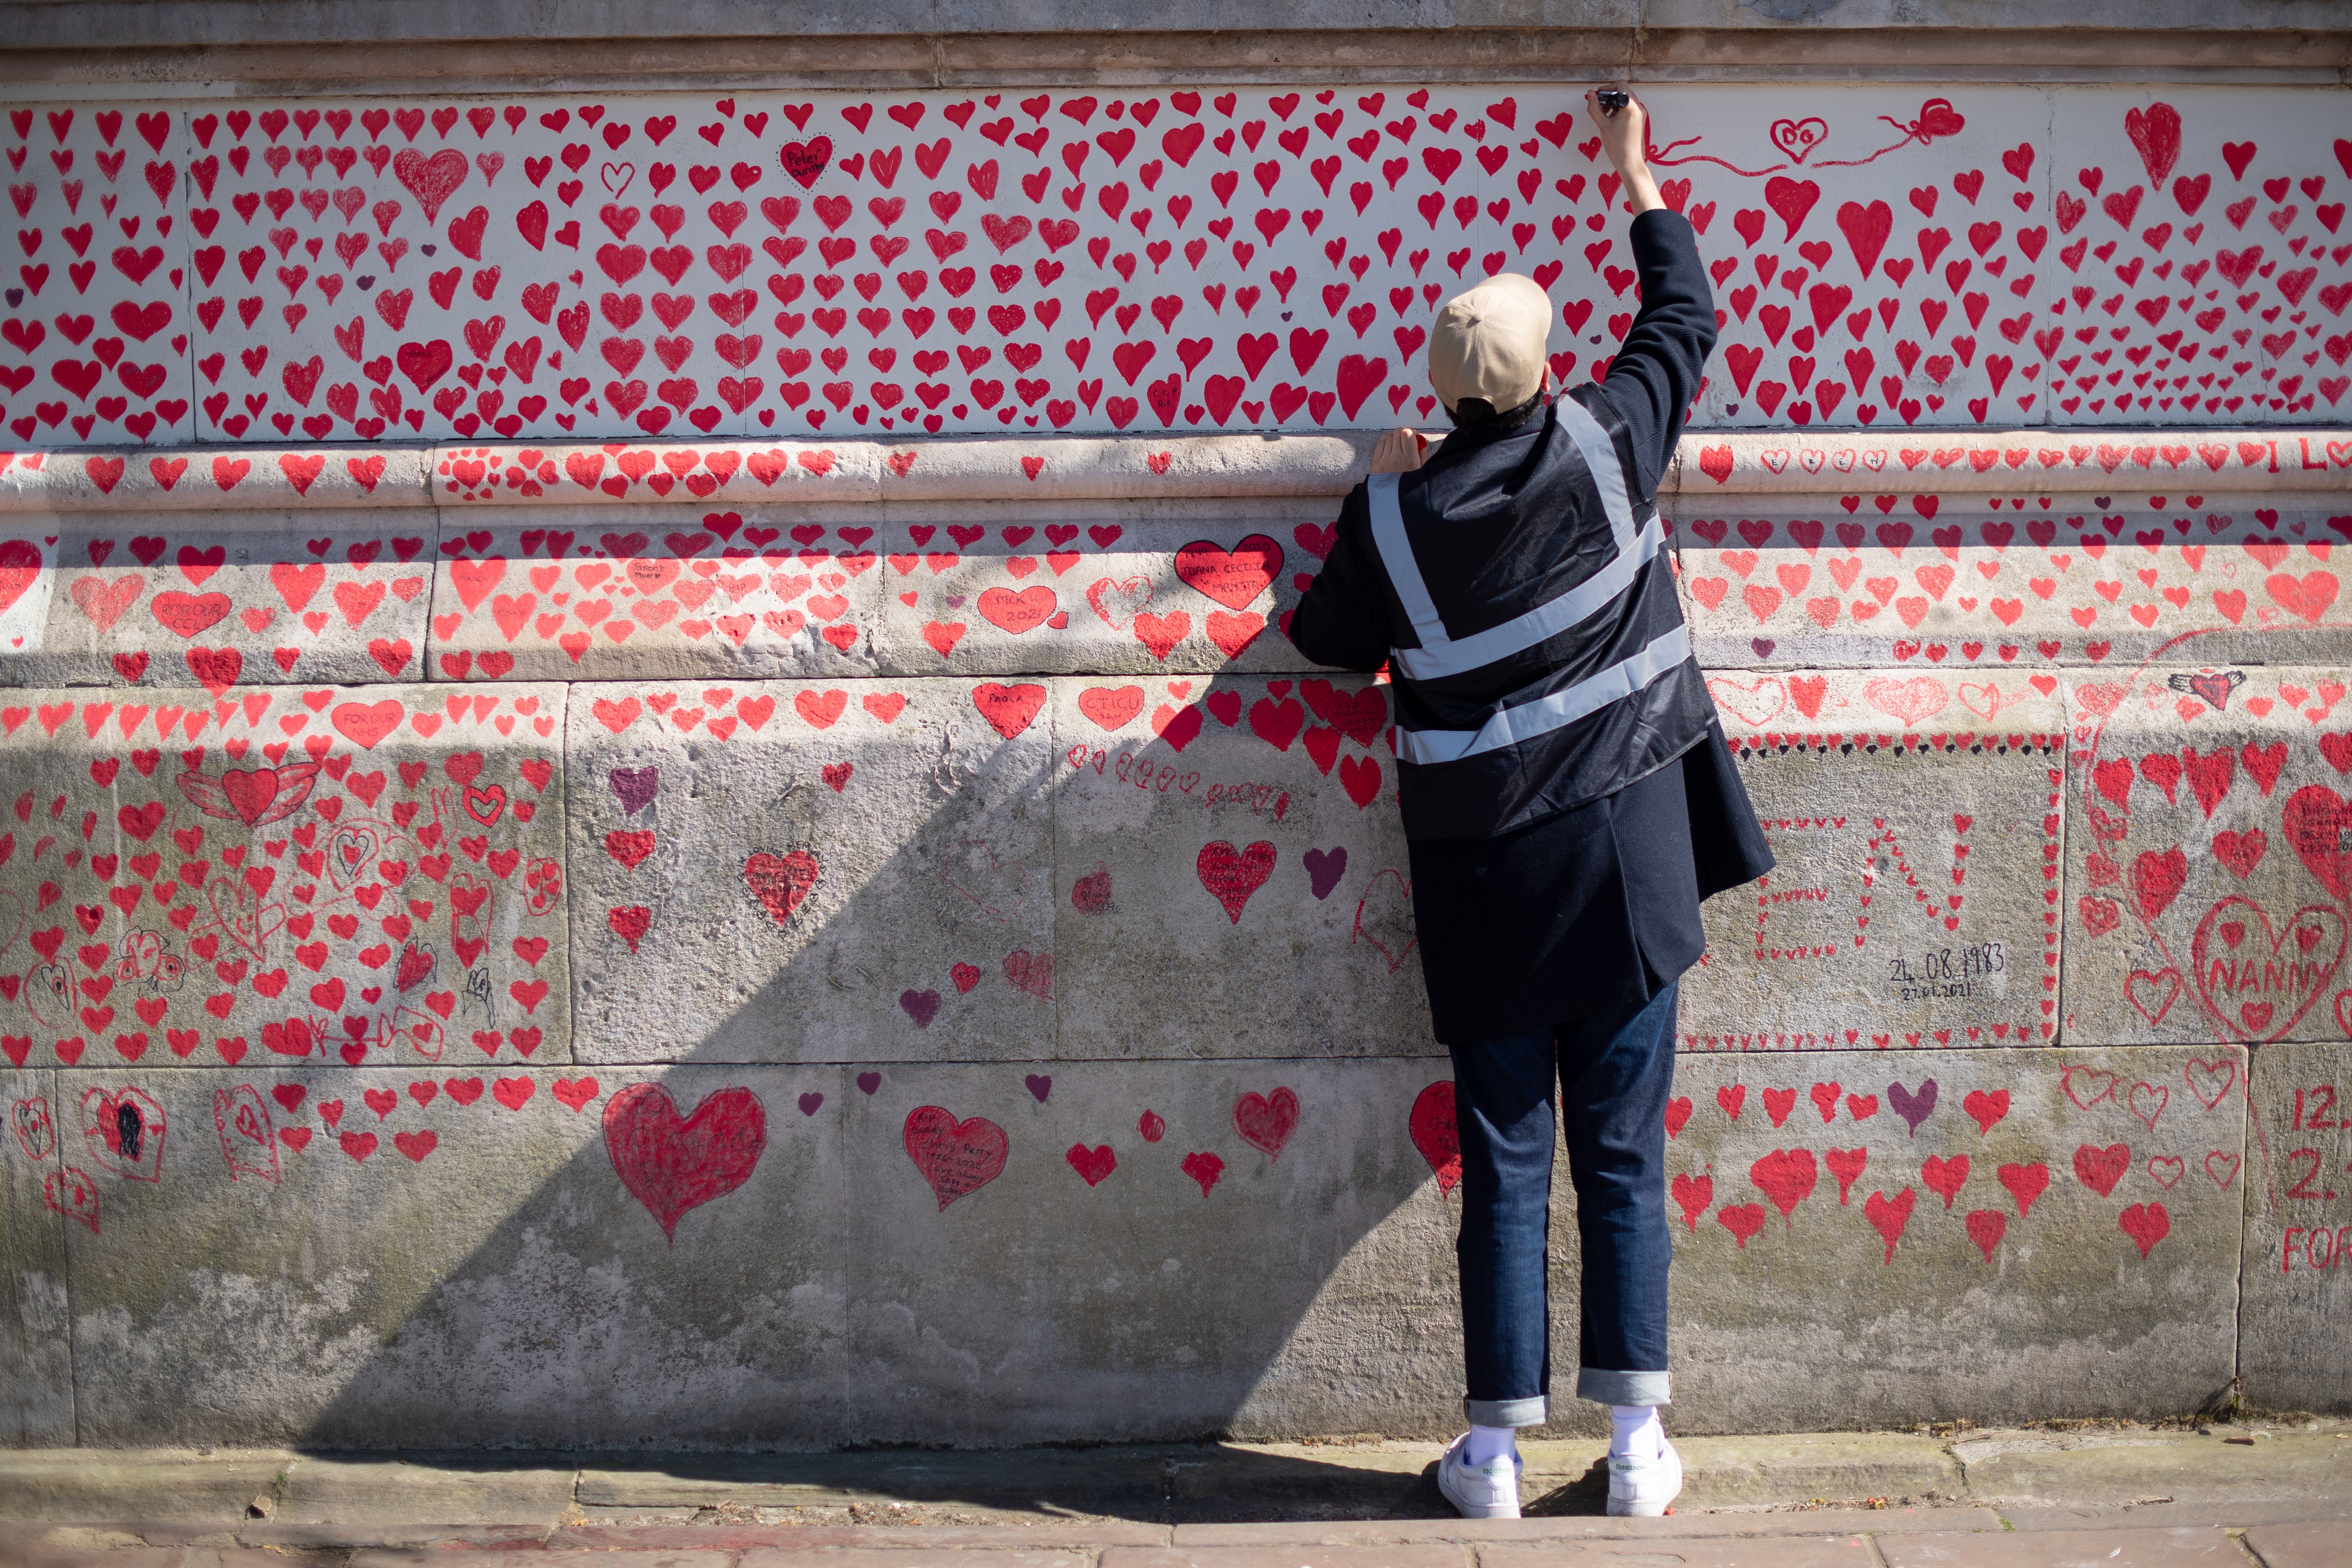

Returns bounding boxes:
[0,15,2349,1448]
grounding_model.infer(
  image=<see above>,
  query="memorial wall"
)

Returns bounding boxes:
[0,3,2347,1447]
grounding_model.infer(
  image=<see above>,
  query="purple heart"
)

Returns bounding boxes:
[1887,1079,1938,1135]
[355,275,375,290]
[857,1071,881,1095]
[1751,638,1776,660]
[943,595,966,608]
[1302,846,1348,900]
[4,289,21,308]
[1025,1073,1052,1103]
[900,988,941,1028]
[798,1091,823,1116]
[609,766,659,816]
[421,243,437,255]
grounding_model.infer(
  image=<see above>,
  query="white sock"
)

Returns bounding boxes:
[1611,1404,1662,1460]
[1465,1422,1517,1465]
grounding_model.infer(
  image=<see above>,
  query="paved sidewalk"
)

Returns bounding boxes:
[5,1424,2348,1567]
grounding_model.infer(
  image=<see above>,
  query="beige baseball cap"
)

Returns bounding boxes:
[1427,272,1555,414]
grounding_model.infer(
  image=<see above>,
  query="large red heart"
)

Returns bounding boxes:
[745,849,820,926]
[903,1105,1007,1210]
[1173,535,1283,610]
[602,1083,767,1242]
[391,146,470,220]
[2189,893,2345,1042]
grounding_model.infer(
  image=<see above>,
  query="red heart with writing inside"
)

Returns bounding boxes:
[1198,839,1276,923]
[744,849,820,926]
[903,1105,1007,1210]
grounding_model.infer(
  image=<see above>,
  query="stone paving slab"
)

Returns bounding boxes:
[1679,667,2066,1052]
[0,681,570,1071]
[0,1451,298,1524]
[17,508,436,690]
[53,1065,846,1449]
[1101,1549,1471,1568]
[1873,1524,2246,1565]
[2242,1520,2347,1567]
[1662,1047,2245,1433]
[1676,495,2349,671]
[562,677,1057,1063]
[2058,660,2352,1049]
[348,1555,729,1568]
[734,1554,1092,1568]
[2238,1042,2352,1416]
[272,1453,579,1527]
[551,1525,1177,1550]
[574,1450,1170,1511]
[1479,1539,1877,1566]
[1049,673,1430,1058]
[1171,1509,2002,1543]
[1956,1432,2352,1507]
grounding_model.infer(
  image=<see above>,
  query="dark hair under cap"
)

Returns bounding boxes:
[1447,387,1550,431]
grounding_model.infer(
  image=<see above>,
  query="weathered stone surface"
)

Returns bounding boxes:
[0,684,568,1072]
[2060,663,2351,1049]
[1675,493,2351,671]
[837,1058,1459,1446]
[0,1065,75,1443]
[427,506,887,683]
[58,1064,845,1447]
[2238,1041,2352,1414]
[1663,1047,2245,1432]
[1050,674,1431,1057]
[1680,668,2066,1051]
[564,677,1056,1063]
[10,508,436,690]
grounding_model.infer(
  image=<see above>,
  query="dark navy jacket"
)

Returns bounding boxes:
[1290,209,1773,1043]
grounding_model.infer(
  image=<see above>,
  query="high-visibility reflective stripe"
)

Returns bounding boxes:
[1395,624,1693,766]
[1365,472,1449,650]
[1367,398,1657,682]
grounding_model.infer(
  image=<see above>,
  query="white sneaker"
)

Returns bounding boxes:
[1435,1431,1523,1519]
[1606,1435,1683,1517]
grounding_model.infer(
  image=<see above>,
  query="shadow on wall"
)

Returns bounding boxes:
[52,607,1482,1453]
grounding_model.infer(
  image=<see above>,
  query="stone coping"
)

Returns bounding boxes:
[2,8,2346,95]
[0,429,2342,510]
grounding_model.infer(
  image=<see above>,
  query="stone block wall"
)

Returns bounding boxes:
[1,25,2349,1447]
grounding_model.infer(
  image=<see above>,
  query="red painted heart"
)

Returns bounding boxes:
[602,1082,767,1242]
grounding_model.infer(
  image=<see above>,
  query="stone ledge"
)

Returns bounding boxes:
[0,431,2342,511]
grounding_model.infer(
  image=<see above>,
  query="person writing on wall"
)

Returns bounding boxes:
[1289,85,1774,1521]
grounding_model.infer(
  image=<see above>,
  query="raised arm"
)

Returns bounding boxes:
[1585,87,1717,501]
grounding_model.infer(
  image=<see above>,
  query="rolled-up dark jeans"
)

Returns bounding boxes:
[1446,980,1678,1426]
